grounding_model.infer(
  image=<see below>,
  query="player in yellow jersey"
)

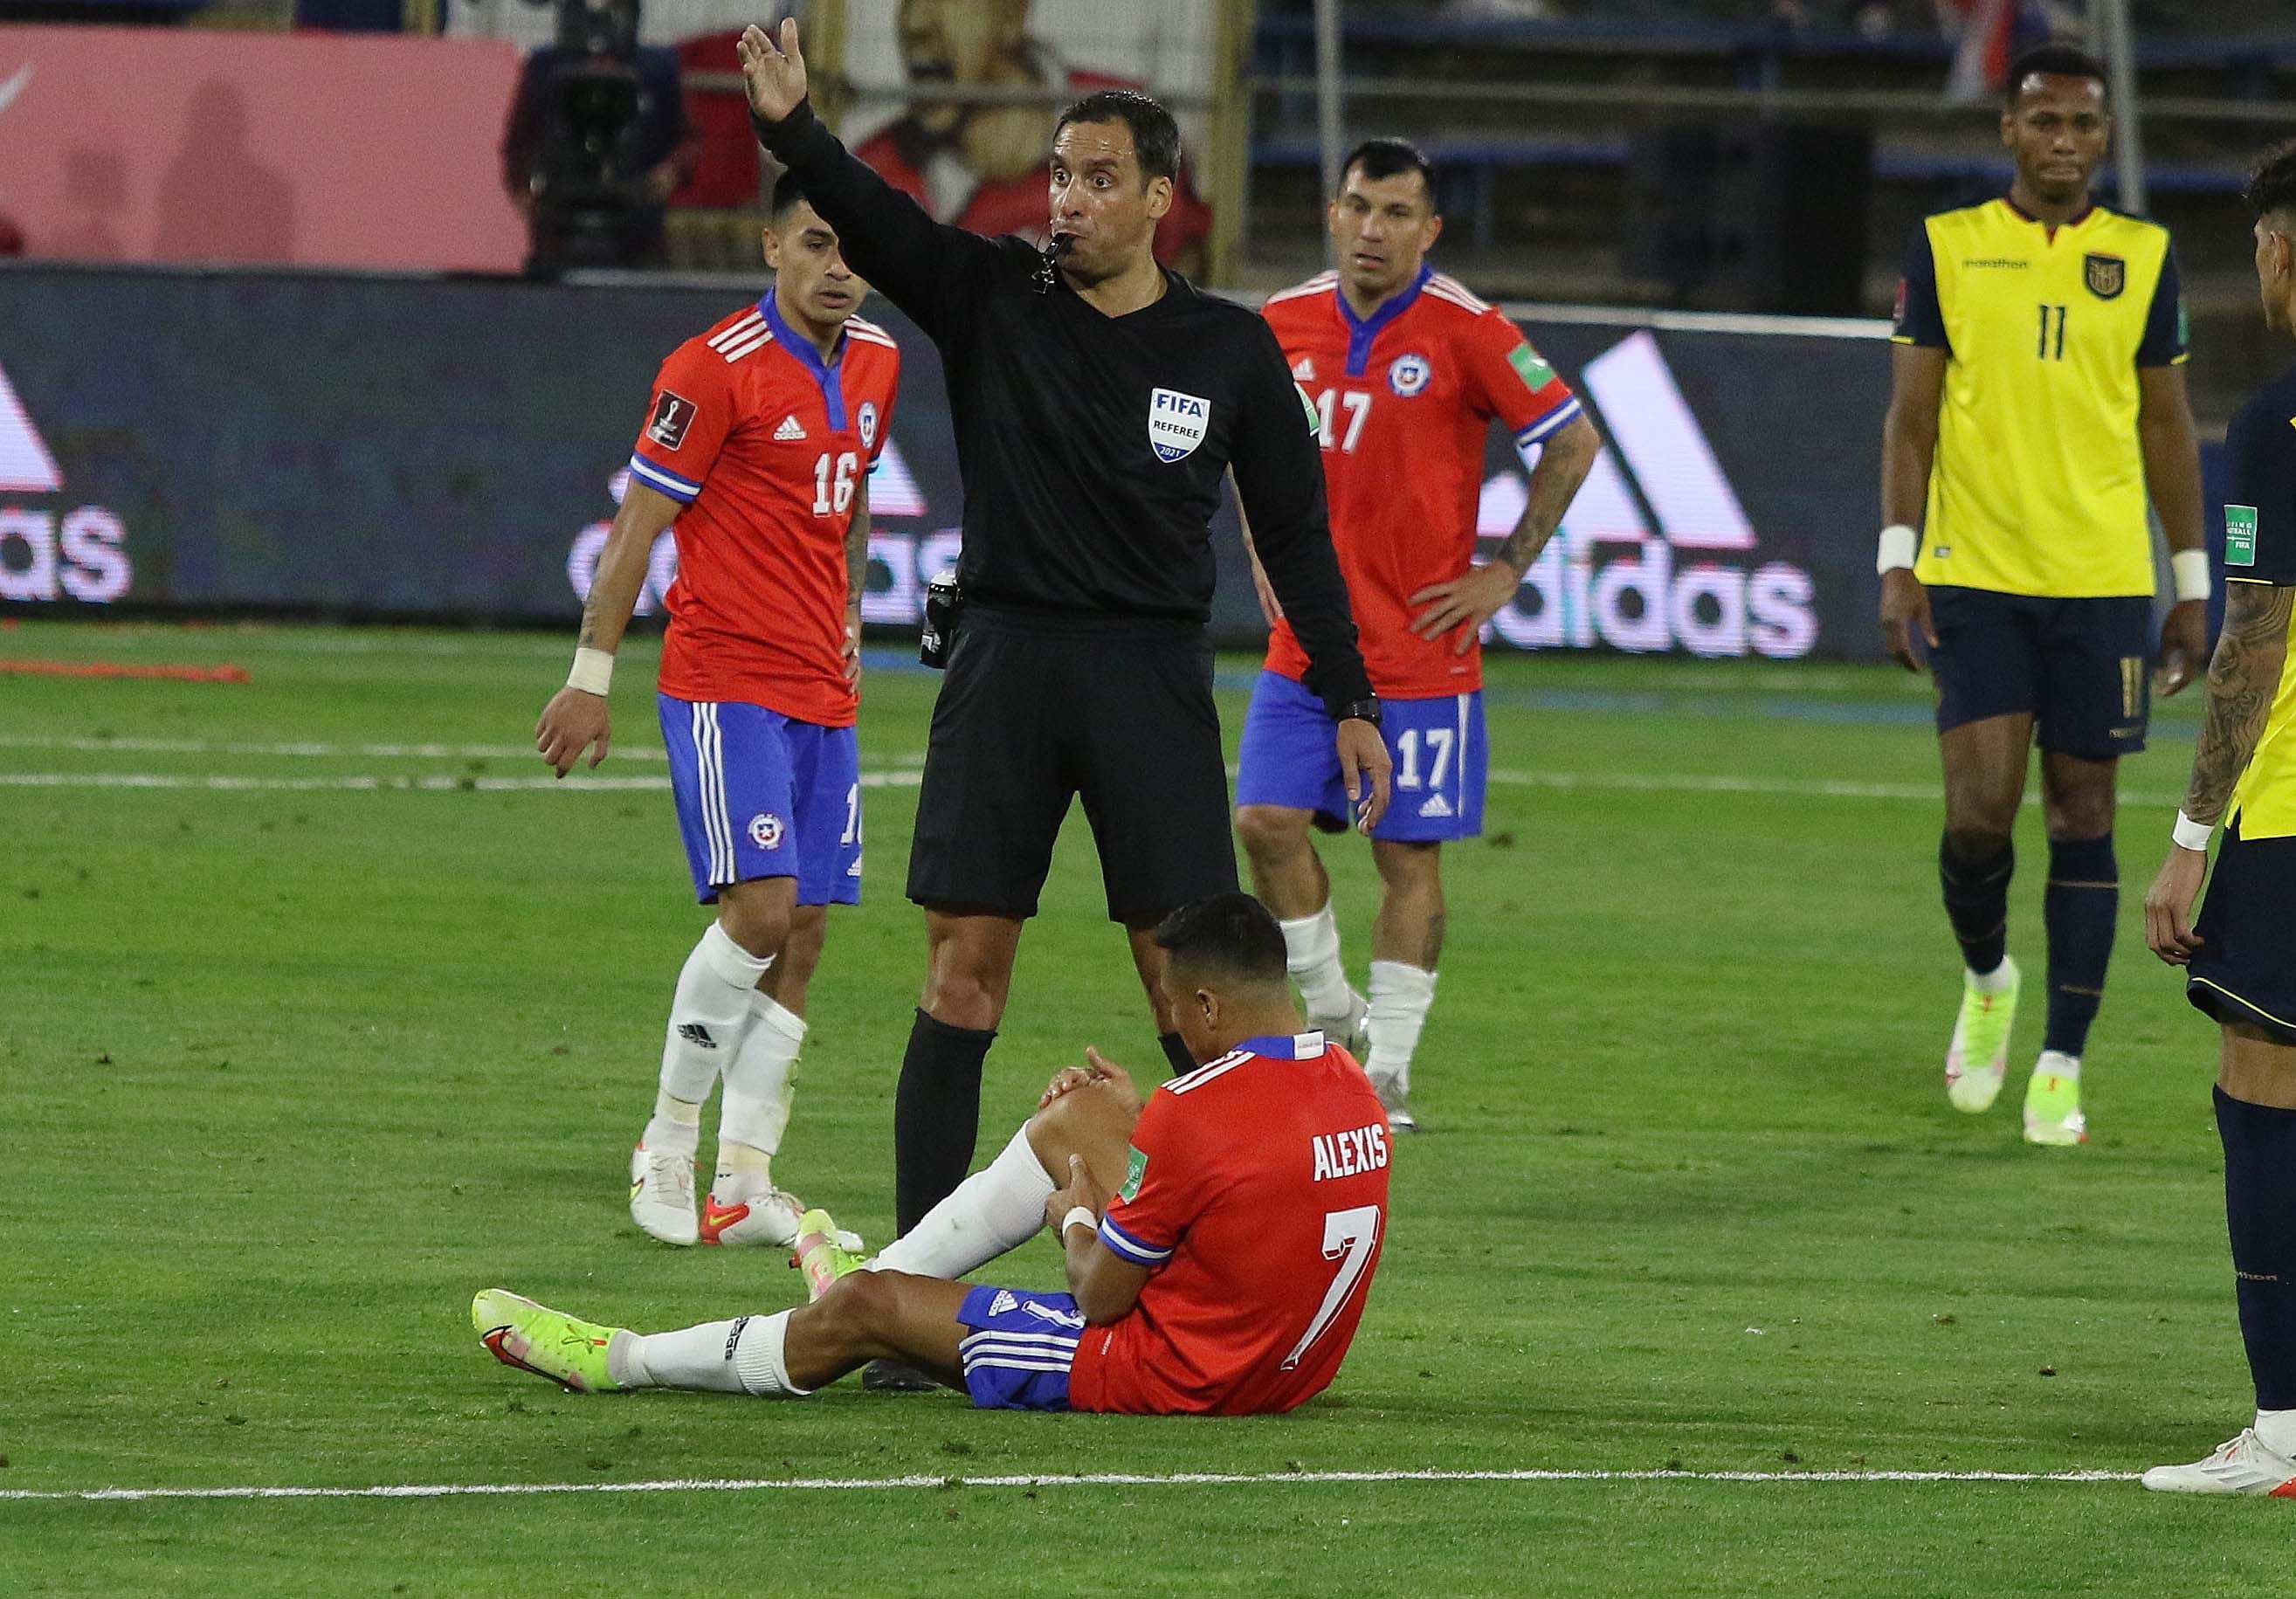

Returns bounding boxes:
[1879,45,2208,1145]
[2138,140,2296,1496]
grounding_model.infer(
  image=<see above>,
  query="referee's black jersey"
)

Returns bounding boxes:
[759,101,1375,717]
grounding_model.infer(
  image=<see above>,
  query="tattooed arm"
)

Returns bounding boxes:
[2144,581,2294,964]
[534,480,682,777]
[1408,412,1600,655]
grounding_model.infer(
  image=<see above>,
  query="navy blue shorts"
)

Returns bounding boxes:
[657,694,862,906]
[953,1284,1083,1411]
[2188,817,2296,1046]
[1236,671,1487,841]
[1927,588,2151,759]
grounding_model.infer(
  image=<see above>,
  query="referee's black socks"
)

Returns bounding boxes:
[2216,1087,2296,1413]
[1938,831,2013,977]
[893,1008,996,1237]
[2042,833,2117,1057]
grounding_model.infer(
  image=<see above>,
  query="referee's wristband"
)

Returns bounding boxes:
[1060,1205,1098,1240]
[2173,810,2215,852]
[1877,524,1919,576]
[567,647,615,697]
[2172,548,2212,603]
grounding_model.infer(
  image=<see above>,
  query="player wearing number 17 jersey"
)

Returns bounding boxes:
[532,175,899,1251]
[472,893,1392,1416]
[1237,139,1600,1131]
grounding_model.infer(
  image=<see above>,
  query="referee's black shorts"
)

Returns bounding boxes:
[2187,815,2296,1046]
[905,605,1239,924]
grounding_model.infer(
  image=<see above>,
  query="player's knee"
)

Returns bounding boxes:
[1942,820,2013,862]
[2044,796,2116,842]
[717,895,791,961]
[813,1267,899,1347]
[1235,804,1309,863]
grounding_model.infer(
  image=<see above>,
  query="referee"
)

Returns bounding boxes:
[738,23,1389,1273]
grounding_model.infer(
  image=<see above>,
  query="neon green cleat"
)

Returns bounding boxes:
[471,1288,624,1394]
[2022,1051,2088,1146]
[790,1209,866,1302]
[1945,956,2019,1113]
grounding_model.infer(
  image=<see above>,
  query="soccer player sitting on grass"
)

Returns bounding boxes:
[472,894,1393,1413]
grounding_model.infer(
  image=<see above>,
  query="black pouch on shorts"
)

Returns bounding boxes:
[920,571,964,669]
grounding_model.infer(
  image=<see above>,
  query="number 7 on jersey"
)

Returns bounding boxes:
[1280,1204,1382,1370]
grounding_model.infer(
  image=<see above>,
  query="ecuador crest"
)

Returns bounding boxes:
[2083,252,2126,300]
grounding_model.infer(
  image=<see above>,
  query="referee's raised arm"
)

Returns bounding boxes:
[738,20,997,341]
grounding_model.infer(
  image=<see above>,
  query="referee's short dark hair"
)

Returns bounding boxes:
[1055,89,1182,184]
[2247,139,2296,222]
[1153,893,1289,991]
[1341,137,1437,207]
[2005,44,2109,108]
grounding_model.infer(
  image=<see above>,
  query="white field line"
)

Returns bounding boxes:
[0,734,669,762]
[0,1465,2138,1504]
[0,763,2183,809]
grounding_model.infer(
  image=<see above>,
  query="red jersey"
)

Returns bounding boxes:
[1261,267,1582,698]
[1068,1031,1390,1416]
[626,293,901,726]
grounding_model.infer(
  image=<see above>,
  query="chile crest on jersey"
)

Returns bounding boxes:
[1148,388,1211,463]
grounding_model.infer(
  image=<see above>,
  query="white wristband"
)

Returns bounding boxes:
[2172,548,2212,603]
[2173,810,2215,852]
[1877,524,1919,575]
[1060,1205,1098,1239]
[567,647,614,697]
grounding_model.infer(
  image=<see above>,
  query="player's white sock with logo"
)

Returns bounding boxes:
[646,922,773,1154]
[1366,960,1438,1093]
[715,995,804,1196]
[613,1310,810,1396]
[1279,901,1356,1027]
[870,1123,1055,1279]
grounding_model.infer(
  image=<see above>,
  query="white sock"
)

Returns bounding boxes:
[1279,901,1355,1024]
[644,1088,703,1159]
[1968,955,2017,995]
[614,1309,808,1396]
[2256,1408,2296,1458]
[649,923,773,1147]
[1365,960,1438,1092]
[2034,1049,2080,1081]
[715,996,805,1194]
[870,1122,1054,1279]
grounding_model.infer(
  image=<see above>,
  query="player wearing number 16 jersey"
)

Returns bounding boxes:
[532,174,899,1251]
[1237,139,1600,1131]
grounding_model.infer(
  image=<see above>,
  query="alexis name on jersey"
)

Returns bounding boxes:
[1312,1120,1390,1183]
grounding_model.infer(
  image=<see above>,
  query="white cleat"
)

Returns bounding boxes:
[700,1186,806,1248]
[1319,989,1370,1064]
[628,1141,698,1246]
[1369,1070,1418,1134]
[2141,1430,2296,1497]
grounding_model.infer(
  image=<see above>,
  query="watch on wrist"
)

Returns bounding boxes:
[1341,697,1383,728]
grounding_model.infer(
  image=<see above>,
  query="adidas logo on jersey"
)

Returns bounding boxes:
[1291,356,1316,382]
[1417,793,1454,819]
[989,1289,1018,1318]
[774,415,807,442]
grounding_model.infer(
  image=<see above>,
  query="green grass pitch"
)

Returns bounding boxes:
[2,620,2290,1594]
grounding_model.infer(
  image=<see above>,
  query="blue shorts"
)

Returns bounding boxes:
[1235,671,1486,842]
[657,694,862,906]
[1927,589,2151,759]
[953,1284,1082,1411]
